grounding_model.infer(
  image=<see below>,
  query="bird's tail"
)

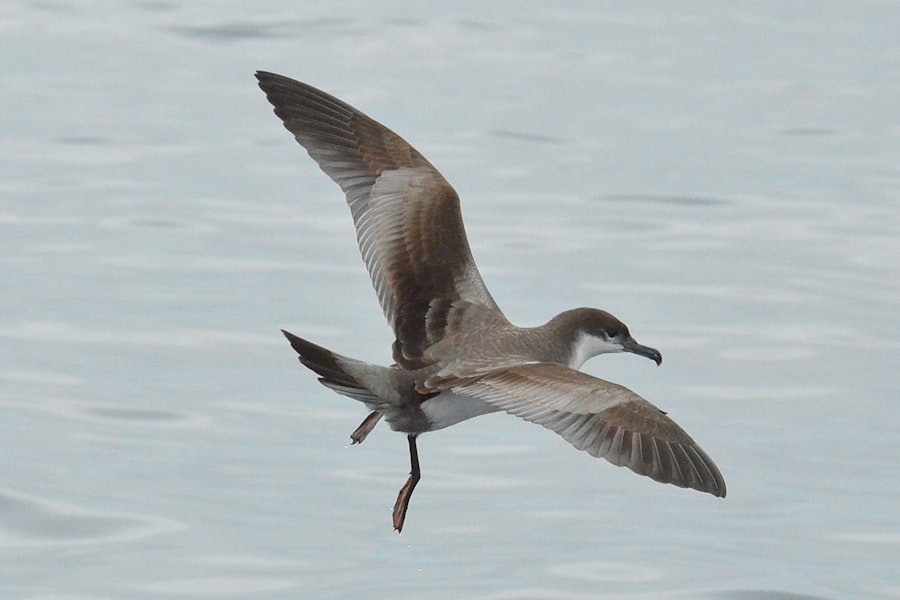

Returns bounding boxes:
[281,329,380,404]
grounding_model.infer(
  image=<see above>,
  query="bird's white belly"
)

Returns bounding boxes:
[420,392,500,431]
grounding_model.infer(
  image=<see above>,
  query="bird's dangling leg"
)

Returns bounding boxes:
[392,434,421,533]
[350,411,382,445]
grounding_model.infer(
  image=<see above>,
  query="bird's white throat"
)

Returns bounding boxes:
[568,332,624,370]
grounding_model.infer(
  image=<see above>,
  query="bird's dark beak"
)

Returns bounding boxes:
[623,337,662,366]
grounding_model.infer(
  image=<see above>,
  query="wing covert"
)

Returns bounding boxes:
[448,362,726,497]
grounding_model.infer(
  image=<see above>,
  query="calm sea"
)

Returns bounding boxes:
[1,2,897,598]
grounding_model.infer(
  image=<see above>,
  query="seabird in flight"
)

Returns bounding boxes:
[255,71,726,532]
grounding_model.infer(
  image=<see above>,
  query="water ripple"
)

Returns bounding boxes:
[548,559,662,583]
[0,491,181,547]
[704,591,831,600]
[140,576,295,595]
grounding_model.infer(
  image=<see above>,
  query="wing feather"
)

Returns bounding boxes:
[256,72,504,367]
[448,363,726,497]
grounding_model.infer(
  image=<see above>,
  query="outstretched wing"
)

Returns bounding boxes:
[447,362,726,497]
[256,72,503,368]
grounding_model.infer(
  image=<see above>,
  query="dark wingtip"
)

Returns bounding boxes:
[714,478,727,498]
[281,329,304,354]
[255,71,292,97]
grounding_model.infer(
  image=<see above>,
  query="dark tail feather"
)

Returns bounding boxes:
[282,329,353,383]
[281,329,378,403]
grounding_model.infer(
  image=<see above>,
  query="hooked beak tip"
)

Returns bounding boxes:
[624,338,662,366]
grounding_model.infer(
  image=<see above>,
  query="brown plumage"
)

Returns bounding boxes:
[257,71,725,532]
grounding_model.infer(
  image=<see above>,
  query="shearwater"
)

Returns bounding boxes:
[255,71,726,532]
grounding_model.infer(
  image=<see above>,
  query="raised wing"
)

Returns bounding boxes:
[256,72,503,368]
[447,362,726,497]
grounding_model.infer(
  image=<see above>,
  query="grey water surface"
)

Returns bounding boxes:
[2,1,898,598]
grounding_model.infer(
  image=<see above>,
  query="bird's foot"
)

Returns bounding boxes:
[350,411,382,445]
